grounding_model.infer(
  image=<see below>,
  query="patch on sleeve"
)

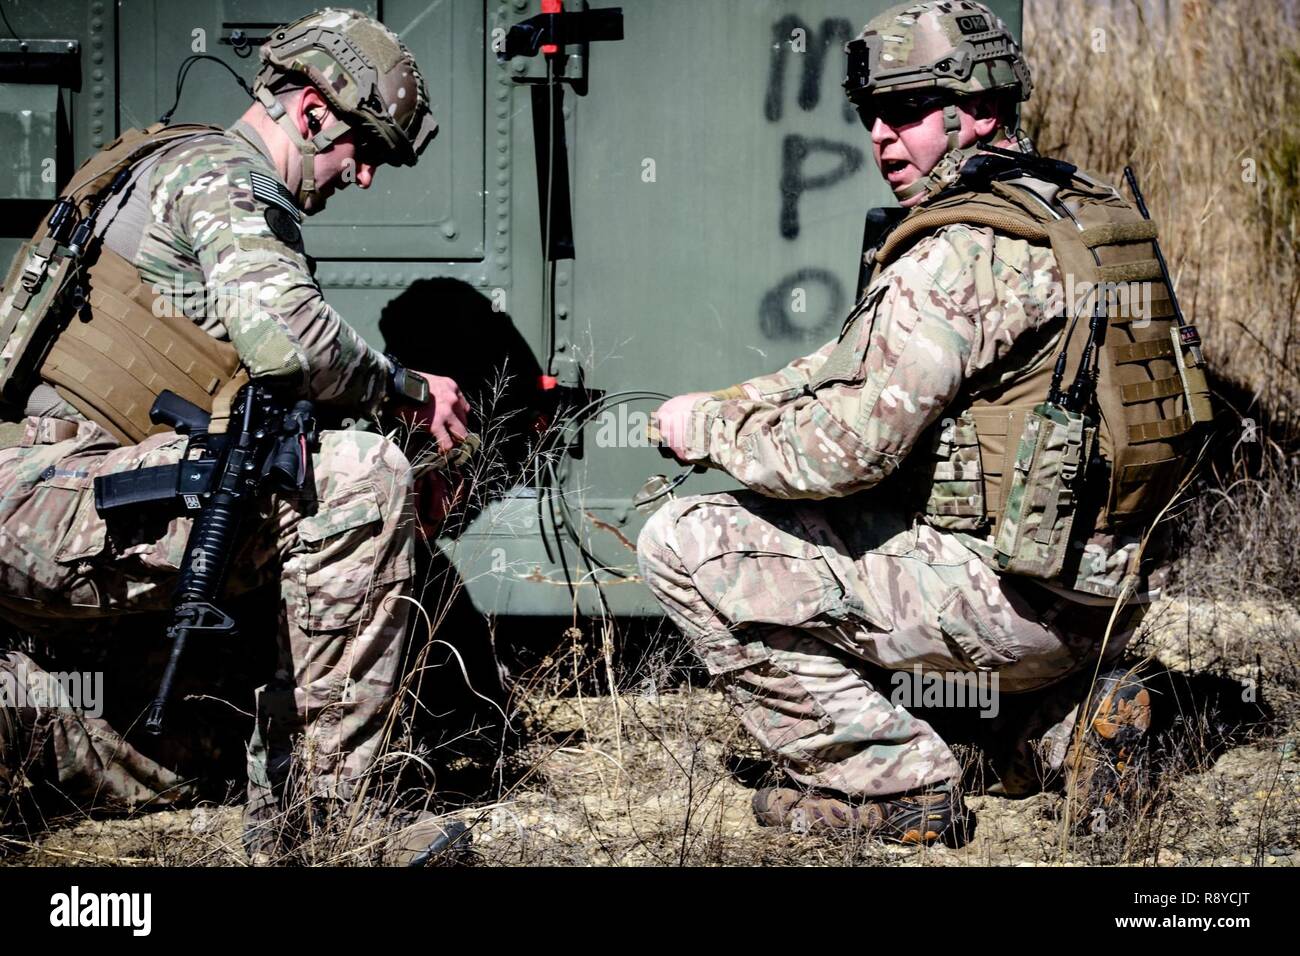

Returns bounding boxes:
[265,205,301,244]
[248,168,301,215]
[247,168,303,245]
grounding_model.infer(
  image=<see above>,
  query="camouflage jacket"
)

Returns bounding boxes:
[680,222,1164,600]
[99,121,391,416]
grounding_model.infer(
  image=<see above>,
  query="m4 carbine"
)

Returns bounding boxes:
[94,383,316,735]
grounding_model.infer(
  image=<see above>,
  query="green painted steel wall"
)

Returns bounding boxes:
[0,0,1022,617]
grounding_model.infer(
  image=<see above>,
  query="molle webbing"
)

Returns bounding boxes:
[1078,221,1158,247]
[40,247,241,445]
[878,171,1202,540]
[0,122,242,444]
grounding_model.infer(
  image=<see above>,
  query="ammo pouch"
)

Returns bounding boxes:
[991,401,1096,579]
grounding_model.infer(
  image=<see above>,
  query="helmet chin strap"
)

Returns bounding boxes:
[894,104,1018,204]
[255,86,352,208]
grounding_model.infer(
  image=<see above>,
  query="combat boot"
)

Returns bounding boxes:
[358,809,472,867]
[244,798,471,866]
[753,781,973,847]
[1064,667,1153,827]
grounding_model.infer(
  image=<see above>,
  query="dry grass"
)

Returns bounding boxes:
[1023,0,1300,429]
[5,0,1300,868]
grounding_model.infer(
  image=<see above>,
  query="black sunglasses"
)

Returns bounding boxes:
[854,92,954,130]
[352,130,389,166]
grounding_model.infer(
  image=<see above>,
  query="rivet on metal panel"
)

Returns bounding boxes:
[441,222,458,239]
[557,272,569,286]
[557,305,569,319]
[510,56,527,74]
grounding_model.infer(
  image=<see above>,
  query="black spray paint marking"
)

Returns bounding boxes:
[780,134,864,240]
[759,267,844,344]
[764,16,858,125]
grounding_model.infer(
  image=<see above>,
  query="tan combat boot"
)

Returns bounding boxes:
[753,782,973,847]
[364,811,472,867]
[1064,667,1154,828]
[244,799,471,867]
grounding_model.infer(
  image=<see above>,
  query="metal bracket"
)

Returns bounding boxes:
[503,6,623,94]
[0,39,81,88]
[502,8,623,58]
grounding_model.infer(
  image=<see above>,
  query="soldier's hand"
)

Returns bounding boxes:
[409,373,470,454]
[652,392,711,461]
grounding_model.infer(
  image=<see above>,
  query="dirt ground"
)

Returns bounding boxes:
[3,589,1298,868]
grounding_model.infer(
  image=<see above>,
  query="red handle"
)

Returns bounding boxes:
[542,0,562,55]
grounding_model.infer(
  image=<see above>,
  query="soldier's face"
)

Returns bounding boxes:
[865,97,986,206]
[303,131,381,215]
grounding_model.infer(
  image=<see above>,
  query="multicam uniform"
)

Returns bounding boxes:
[639,217,1160,798]
[639,0,1210,813]
[0,123,415,827]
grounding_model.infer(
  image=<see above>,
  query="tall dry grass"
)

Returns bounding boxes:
[1023,0,1300,431]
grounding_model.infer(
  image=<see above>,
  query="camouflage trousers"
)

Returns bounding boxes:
[638,490,1142,798]
[0,415,416,826]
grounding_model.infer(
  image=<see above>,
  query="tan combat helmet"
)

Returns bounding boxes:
[254,7,439,205]
[844,0,1032,202]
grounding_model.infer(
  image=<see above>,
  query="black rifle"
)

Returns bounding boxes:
[94,383,315,735]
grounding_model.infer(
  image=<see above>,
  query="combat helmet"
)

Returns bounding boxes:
[844,0,1032,202]
[254,7,439,205]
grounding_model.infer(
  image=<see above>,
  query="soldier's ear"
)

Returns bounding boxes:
[966,95,1001,139]
[298,87,330,129]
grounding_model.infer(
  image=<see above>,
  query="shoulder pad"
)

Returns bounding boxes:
[247,168,302,223]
